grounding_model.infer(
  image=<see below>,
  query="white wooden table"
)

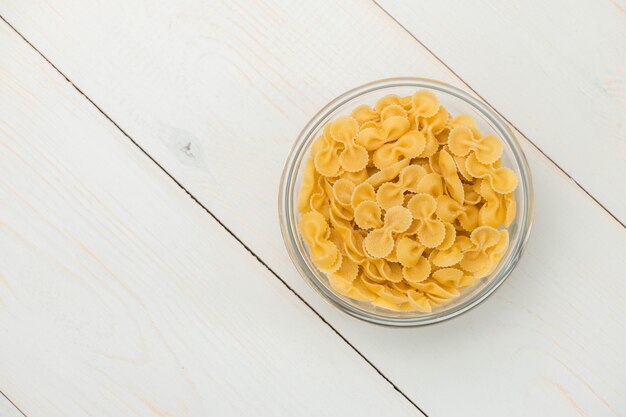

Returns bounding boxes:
[1,1,625,416]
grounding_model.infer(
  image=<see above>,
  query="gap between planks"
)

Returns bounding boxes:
[0,15,429,417]
[1,391,27,417]
[371,0,625,230]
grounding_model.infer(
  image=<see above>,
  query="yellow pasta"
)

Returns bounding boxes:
[448,126,503,165]
[435,195,480,231]
[364,206,413,258]
[459,226,506,276]
[380,104,408,121]
[415,172,444,196]
[351,105,379,126]
[411,90,440,118]
[330,117,369,173]
[429,235,474,268]
[431,149,464,204]
[407,193,447,248]
[354,200,383,230]
[299,211,342,273]
[376,165,425,209]
[372,130,426,169]
[477,180,516,228]
[355,116,410,151]
[312,126,343,177]
[351,182,376,209]
[466,153,518,194]
[375,94,403,114]
[297,90,518,312]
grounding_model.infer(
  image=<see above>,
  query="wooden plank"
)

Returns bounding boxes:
[0,22,422,417]
[0,394,24,417]
[2,0,626,415]
[375,0,626,221]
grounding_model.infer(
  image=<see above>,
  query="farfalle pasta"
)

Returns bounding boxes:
[298,90,518,312]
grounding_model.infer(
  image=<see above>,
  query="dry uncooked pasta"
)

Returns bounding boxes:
[298,90,517,312]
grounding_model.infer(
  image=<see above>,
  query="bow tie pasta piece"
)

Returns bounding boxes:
[430,149,464,204]
[328,256,359,287]
[463,182,482,205]
[407,194,447,248]
[454,155,473,182]
[310,124,331,157]
[372,130,427,169]
[385,244,399,263]
[410,279,459,304]
[448,126,503,165]
[354,200,383,230]
[466,153,518,194]
[429,235,474,267]
[313,126,343,177]
[364,206,413,258]
[420,106,450,135]
[448,114,482,139]
[340,168,369,185]
[299,211,342,273]
[398,241,431,285]
[355,116,411,151]
[330,117,369,172]
[332,258,359,281]
[477,180,516,228]
[324,180,352,222]
[437,222,457,250]
[361,274,408,304]
[460,226,504,274]
[332,179,355,207]
[362,259,404,283]
[376,165,426,209]
[399,95,413,110]
[329,271,379,303]
[359,120,379,131]
[306,175,330,219]
[351,104,379,126]
[348,276,379,302]
[483,229,509,277]
[366,158,411,188]
[435,195,479,231]
[396,236,426,268]
[330,208,367,264]
[403,290,433,312]
[411,90,441,118]
[457,228,509,279]
[329,178,356,221]
[298,159,318,214]
[375,94,403,113]
[370,287,410,311]
[351,182,376,209]
[380,104,409,121]
[415,172,444,197]
[431,267,465,287]
[417,129,440,158]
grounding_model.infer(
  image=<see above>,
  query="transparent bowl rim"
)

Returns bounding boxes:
[279,77,534,327]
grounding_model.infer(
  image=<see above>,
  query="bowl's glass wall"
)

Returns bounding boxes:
[280,78,533,326]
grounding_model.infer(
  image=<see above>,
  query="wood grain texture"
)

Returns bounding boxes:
[376,0,626,221]
[1,0,626,415]
[0,394,23,417]
[0,22,423,417]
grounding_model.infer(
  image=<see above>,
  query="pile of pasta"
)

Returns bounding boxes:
[298,91,517,312]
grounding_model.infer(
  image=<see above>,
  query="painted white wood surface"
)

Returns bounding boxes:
[0,23,422,417]
[0,395,23,417]
[376,0,626,221]
[1,0,626,416]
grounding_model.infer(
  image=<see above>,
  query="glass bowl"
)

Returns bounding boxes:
[279,78,533,326]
